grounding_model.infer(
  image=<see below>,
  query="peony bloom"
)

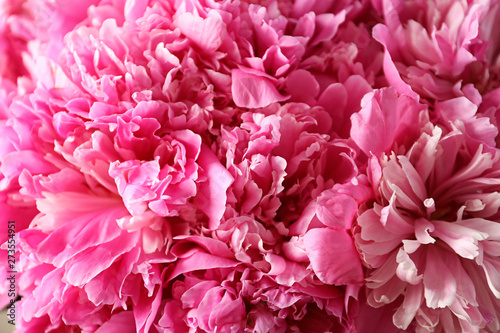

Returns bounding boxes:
[15,166,173,332]
[219,110,287,223]
[0,0,382,331]
[372,0,492,103]
[352,98,500,331]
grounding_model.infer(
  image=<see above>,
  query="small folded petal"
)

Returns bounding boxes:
[195,145,234,230]
[231,69,289,108]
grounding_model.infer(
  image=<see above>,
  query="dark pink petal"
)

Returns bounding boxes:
[95,311,136,333]
[166,252,239,281]
[285,69,320,104]
[157,300,188,332]
[304,228,363,285]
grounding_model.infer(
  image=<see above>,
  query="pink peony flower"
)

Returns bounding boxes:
[0,0,377,331]
[271,103,360,224]
[373,0,491,103]
[353,115,500,331]
[288,177,373,288]
[16,175,170,332]
[0,0,33,84]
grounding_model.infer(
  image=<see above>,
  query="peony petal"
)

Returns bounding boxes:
[395,248,423,285]
[174,12,224,53]
[350,87,423,157]
[157,300,188,331]
[303,228,363,285]
[482,257,500,298]
[166,251,239,281]
[95,311,136,333]
[423,247,457,308]
[231,69,289,108]
[393,284,423,329]
[285,69,320,104]
[372,24,419,101]
[195,145,234,230]
[63,231,140,287]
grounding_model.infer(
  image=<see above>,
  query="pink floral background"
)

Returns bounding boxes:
[1,0,500,332]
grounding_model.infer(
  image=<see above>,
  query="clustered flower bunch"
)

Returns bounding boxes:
[1,0,500,332]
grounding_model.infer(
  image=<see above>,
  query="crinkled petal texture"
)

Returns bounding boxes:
[353,120,500,332]
[7,0,500,332]
[159,215,361,332]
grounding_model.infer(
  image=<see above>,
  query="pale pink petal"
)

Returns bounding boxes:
[372,24,419,101]
[423,247,457,309]
[174,12,224,53]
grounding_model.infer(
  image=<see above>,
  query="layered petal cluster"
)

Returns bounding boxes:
[272,104,360,224]
[159,215,362,332]
[373,0,492,102]
[2,0,500,332]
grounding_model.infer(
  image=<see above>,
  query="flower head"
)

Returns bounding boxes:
[354,121,500,331]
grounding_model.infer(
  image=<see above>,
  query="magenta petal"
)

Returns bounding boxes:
[286,69,320,104]
[95,311,136,333]
[158,300,188,331]
[173,235,234,259]
[175,12,224,53]
[372,24,419,101]
[1,151,58,185]
[318,83,347,129]
[231,69,289,108]
[350,87,423,156]
[25,268,65,320]
[311,12,345,46]
[63,232,139,287]
[134,279,163,333]
[303,228,363,285]
[196,145,234,230]
[36,206,124,267]
[166,252,239,281]
[181,280,219,308]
